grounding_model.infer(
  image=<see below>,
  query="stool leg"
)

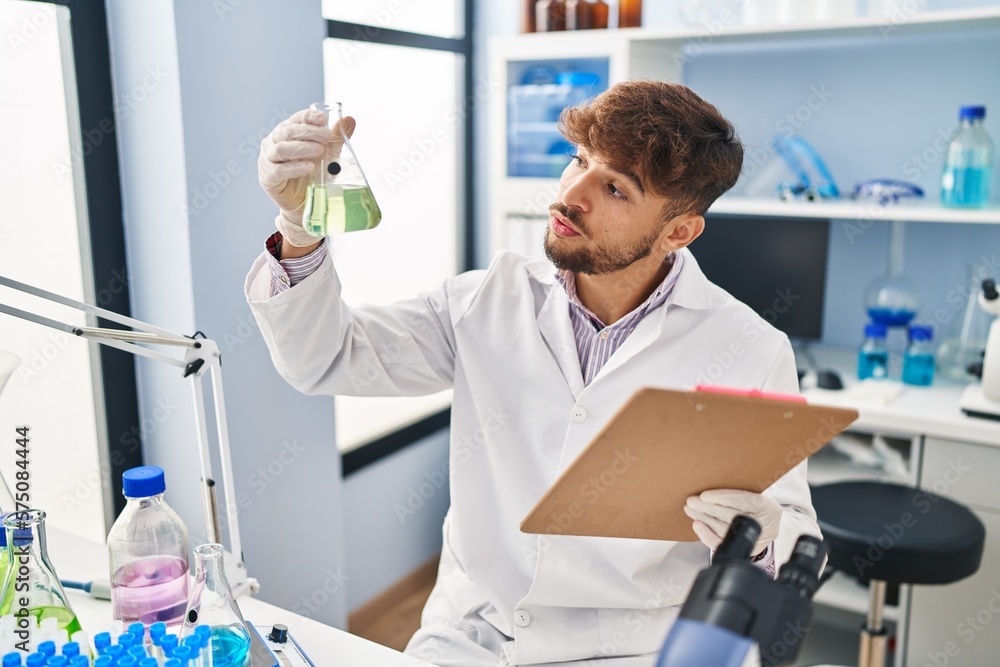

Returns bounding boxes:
[859,579,888,667]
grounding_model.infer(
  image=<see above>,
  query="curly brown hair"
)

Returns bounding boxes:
[559,80,743,219]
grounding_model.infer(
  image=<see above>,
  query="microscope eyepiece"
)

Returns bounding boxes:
[714,515,760,564]
[777,535,827,598]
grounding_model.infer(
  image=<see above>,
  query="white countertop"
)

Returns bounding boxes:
[801,346,1000,447]
[47,528,435,667]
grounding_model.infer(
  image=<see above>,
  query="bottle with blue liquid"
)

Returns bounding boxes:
[941,105,994,208]
[858,322,890,380]
[903,324,936,386]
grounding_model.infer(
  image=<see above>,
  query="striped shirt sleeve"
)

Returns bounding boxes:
[264,232,329,298]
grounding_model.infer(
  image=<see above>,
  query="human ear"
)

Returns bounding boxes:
[660,213,704,252]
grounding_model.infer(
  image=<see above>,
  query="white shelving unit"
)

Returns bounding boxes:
[488,5,1000,261]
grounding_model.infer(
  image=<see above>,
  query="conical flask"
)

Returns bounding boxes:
[302,101,381,237]
[181,544,250,667]
[0,510,82,634]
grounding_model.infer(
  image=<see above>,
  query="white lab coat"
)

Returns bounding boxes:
[245,248,820,667]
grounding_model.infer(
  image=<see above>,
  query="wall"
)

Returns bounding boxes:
[106,0,349,627]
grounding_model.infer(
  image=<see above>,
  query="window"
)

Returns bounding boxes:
[0,0,138,536]
[323,1,473,458]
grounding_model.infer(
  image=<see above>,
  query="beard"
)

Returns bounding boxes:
[543,205,665,275]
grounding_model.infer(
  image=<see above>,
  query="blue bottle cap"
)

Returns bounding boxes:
[94,632,112,650]
[128,622,146,637]
[122,466,166,498]
[864,322,887,339]
[45,657,68,667]
[25,656,44,667]
[959,105,986,120]
[38,643,56,658]
[68,659,88,667]
[909,324,933,341]
[61,643,79,658]
[149,622,167,641]
[2,652,21,667]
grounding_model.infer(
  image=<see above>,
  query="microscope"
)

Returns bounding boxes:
[960,278,1000,420]
[656,516,827,667]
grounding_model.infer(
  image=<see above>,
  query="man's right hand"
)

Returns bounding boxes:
[258,108,356,248]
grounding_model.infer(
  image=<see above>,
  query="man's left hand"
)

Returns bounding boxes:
[684,489,782,557]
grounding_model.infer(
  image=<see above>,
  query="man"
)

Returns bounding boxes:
[246,80,819,666]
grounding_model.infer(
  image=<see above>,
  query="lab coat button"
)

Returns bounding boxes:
[599,330,610,340]
[514,609,531,627]
[570,407,588,422]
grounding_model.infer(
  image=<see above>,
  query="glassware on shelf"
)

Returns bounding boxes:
[522,0,539,32]
[619,0,642,27]
[181,544,250,667]
[107,466,190,626]
[858,322,890,380]
[941,105,994,209]
[590,0,609,28]
[0,510,82,635]
[864,220,919,328]
[938,264,997,380]
[302,102,381,238]
[535,0,566,31]
[565,0,592,29]
[903,324,936,386]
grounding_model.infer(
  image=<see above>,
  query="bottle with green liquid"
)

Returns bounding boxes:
[0,510,83,635]
[302,101,382,237]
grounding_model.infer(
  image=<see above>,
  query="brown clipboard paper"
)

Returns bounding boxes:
[520,388,858,542]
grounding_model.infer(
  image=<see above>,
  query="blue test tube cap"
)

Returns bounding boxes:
[138,661,157,667]
[38,643,56,658]
[61,643,80,658]
[94,632,112,653]
[69,659,88,667]
[103,646,124,660]
[118,633,136,649]
[128,622,145,637]
[170,646,192,662]
[2,652,21,667]
[93,657,113,667]
[163,661,182,667]
[149,623,167,643]
[193,625,211,641]
[25,656,44,667]
[116,657,138,667]
[44,657,68,667]
[127,646,147,659]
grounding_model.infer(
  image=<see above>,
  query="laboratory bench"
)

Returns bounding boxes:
[47,528,435,667]
[800,345,1000,667]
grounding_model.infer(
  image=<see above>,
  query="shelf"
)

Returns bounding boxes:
[708,197,1000,224]
[501,6,1000,50]
[813,569,899,622]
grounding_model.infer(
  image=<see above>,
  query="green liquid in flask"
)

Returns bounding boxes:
[27,605,83,635]
[303,184,381,237]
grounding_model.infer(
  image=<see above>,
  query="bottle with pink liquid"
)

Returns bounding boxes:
[108,466,190,627]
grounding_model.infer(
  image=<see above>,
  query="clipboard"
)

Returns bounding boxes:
[520,387,859,542]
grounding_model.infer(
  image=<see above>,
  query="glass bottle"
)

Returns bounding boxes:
[858,322,889,380]
[535,0,566,31]
[591,0,609,28]
[865,220,919,328]
[302,102,382,238]
[522,0,539,32]
[0,510,82,635]
[619,0,643,27]
[566,0,593,29]
[181,544,250,667]
[107,466,190,626]
[941,106,994,209]
[903,324,936,386]
[937,265,996,380]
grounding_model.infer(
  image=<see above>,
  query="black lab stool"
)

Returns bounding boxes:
[811,481,985,667]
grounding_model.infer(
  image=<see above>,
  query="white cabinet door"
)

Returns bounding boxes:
[907,438,1000,666]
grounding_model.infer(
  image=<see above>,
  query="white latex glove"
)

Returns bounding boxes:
[683,489,782,557]
[257,108,356,247]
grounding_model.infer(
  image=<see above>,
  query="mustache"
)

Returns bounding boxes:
[549,203,586,234]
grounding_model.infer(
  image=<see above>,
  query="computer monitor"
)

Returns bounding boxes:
[691,215,830,341]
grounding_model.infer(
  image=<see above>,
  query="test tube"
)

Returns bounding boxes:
[169,646,192,666]
[93,633,111,656]
[127,625,145,641]
[37,643,56,660]
[118,635,136,651]
[101,646,122,663]
[61,643,80,659]
[180,637,202,667]
[159,636,177,660]
[25,655,44,667]
[148,625,166,647]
